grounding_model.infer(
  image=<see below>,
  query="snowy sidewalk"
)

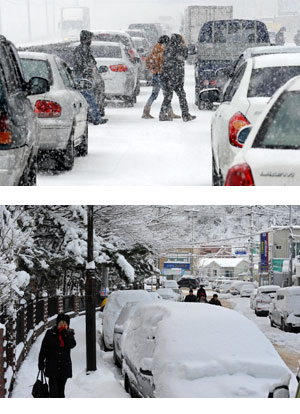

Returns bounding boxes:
[11,314,129,398]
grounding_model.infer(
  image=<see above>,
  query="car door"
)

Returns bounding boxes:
[212,62,250,176]
[55,58,87,142]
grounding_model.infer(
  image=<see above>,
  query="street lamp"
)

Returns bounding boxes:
[85,205,97,373]
[184,209,199,276]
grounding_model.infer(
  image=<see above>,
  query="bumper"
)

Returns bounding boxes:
[0,147,28,186]
[38,122,72,151]
[104,75,135,98]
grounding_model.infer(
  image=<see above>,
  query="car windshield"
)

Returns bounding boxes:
[20,58,52,84]
[248,66,300,97]
[91,45,122,58]
[253,91,300,149]
[94,34,131,48]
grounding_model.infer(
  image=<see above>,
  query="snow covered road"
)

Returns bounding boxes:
[37,65,213,186]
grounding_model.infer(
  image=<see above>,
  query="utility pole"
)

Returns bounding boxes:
[288,206,294,287]
[85,205,97,373]
[27,0,32,41]
[248,207,254,281]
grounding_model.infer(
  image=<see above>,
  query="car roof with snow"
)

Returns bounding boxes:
[277,286,300,295]
[257,285,281,292]
[18,51,56,61]
[122,301,297,397]
[252,53,300,69]
[242,45,300,60]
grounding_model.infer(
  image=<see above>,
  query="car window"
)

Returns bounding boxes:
[91,45,122,59]
[94,34,131,48]
[0,45,21,93]
[21,58,53,85]
[0,74,6,106]
[223,64,246,101]
[56,59,75,89]
[248,66,300,98]
[253,91,300,149]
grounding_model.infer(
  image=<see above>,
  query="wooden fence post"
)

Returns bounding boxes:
[0,327,6,398]
[20,299,28,359]
[6,316,16,393]
[57,290,63,314]
[42,292,48,330]
[32,294,37,342]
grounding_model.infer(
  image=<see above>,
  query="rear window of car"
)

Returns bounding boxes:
[199,21,269,44]
[93,34,131,48]
[253,91,300,149]
[91,45,122,59]
[20,58,53,85]
[248,66,300,97]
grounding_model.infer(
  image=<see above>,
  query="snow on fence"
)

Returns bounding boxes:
[0,294,101,397]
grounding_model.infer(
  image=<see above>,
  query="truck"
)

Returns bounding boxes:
[61,7,90,42]
[183,5,233,45]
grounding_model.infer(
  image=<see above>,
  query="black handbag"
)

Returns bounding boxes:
[32,370,49,398]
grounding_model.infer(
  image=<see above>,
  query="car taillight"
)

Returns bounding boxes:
[229,112,250,148]
[225,163,255,186]
[34,100,62,118]
[0,113,12,144]
[110,64,128,72]
[128,49,135,58]
[203,80,210,86]
[210,80,217,87]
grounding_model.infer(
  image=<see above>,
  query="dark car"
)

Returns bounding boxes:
[128,24,161,47]
[195,20,270,109]
[0,35,49,186]
[177,277,199,289]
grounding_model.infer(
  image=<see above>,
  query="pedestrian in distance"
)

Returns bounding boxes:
[74,30,108,125]
[38,313,76,398]
[160,34,196,122]
[209,294,222,306]
[185,288,197,302]
[142,35,180,120]
[197,285,207,302]
[275,27,286,46]
[295,30,300,46]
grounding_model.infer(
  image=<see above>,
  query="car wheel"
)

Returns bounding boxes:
[19,155,37,186]
[134,81,141,96]
[281,318,287,332]
[60,126,75,171]
[212,153,223,186]
[270,316,275,327]
[123,96,134,107]
[124,375,131,394]
[76,123,89,157]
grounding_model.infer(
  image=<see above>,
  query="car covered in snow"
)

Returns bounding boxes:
[102,289,154,351]
[19,51,89,171]
[240,283,256,297]
[209,53,300,186]
[225,74,300,186]
[269,287,300,332]
[230,280,256,295]
[156,287,183,302]
[254,285,280,316]
[121,301,298,397]
[0,35,49,186]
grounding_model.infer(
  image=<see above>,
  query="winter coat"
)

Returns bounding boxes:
[197,287,207,300]
[185,294,197,302]
[38,326,76,380]
[73,43,97,79]
[209,298,222,306]
[162,34,188,87]
[275,31,285,46]
[146,43,165,74]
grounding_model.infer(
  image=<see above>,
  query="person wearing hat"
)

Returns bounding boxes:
[38,313,76,398]
[184,288,197,302]
[74,30,108,125]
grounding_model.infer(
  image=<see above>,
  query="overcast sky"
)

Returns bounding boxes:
[0,0,281,45]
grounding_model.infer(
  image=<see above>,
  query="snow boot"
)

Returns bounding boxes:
[183,114,197,122]
[142,106,154,119]
[159,112,173,121]
[168,108,181,119]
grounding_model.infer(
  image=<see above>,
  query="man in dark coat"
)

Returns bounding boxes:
[38,313,76,398]
[159,34,196,122]
[197,285,207,302]
[74,30,108,125]
[209,294,222,306]
[185,288,197,302]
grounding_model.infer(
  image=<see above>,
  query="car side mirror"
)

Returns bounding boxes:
[26,77,50,95]
[237,125,252,145]
[199,88,221,104]
[75,79,93,91]
[140,368,153,376]
[216,68,230,79]
[137,47,145,55]
[98,65,108,74]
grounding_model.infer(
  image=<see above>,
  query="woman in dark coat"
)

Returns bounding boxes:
[159,34,196,122]
[38,314,76,398]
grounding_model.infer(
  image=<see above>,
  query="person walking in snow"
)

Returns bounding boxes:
[159,34,196,122]
[185,288,197,302]
[74,30,108,125]
[196,285,207,302]
[38,314,76,398]
[209,294,222,306]
[142,35,180,120]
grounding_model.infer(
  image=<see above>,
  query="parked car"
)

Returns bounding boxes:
[209,53,300,185]
[131,36,152,83]
[250,289,258,309]
[0,36,50,186]
[225,74,300,186]
[102,290,152,351]
[19,51,89,171]
[240,283,256,297]
[113,296,161,368]
[269,287,300,332]
[121,301,297,397]
[219,279,235,293]
[254,285,281,316]
[177,276,199,289]
[128,23,161,47]
[230,280,257,295]
[79,41,140,106]
[156,287,182,302]
[195,19,270,108]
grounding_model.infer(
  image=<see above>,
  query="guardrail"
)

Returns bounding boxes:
[0,293,101,397]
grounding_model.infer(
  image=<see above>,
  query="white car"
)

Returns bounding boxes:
[210,53,300,185]
[254,285,281,316]
[156,287,183,302]
[122,301,298,397]
[19,51,89,171]
[225,74,300,186]
[102,289,152,351]
[86,41,140,106]
[269,287,300,332]
[240,283,256,297]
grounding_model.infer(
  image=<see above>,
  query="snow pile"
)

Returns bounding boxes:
[122,301,298,397]
[116,254,135,281]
